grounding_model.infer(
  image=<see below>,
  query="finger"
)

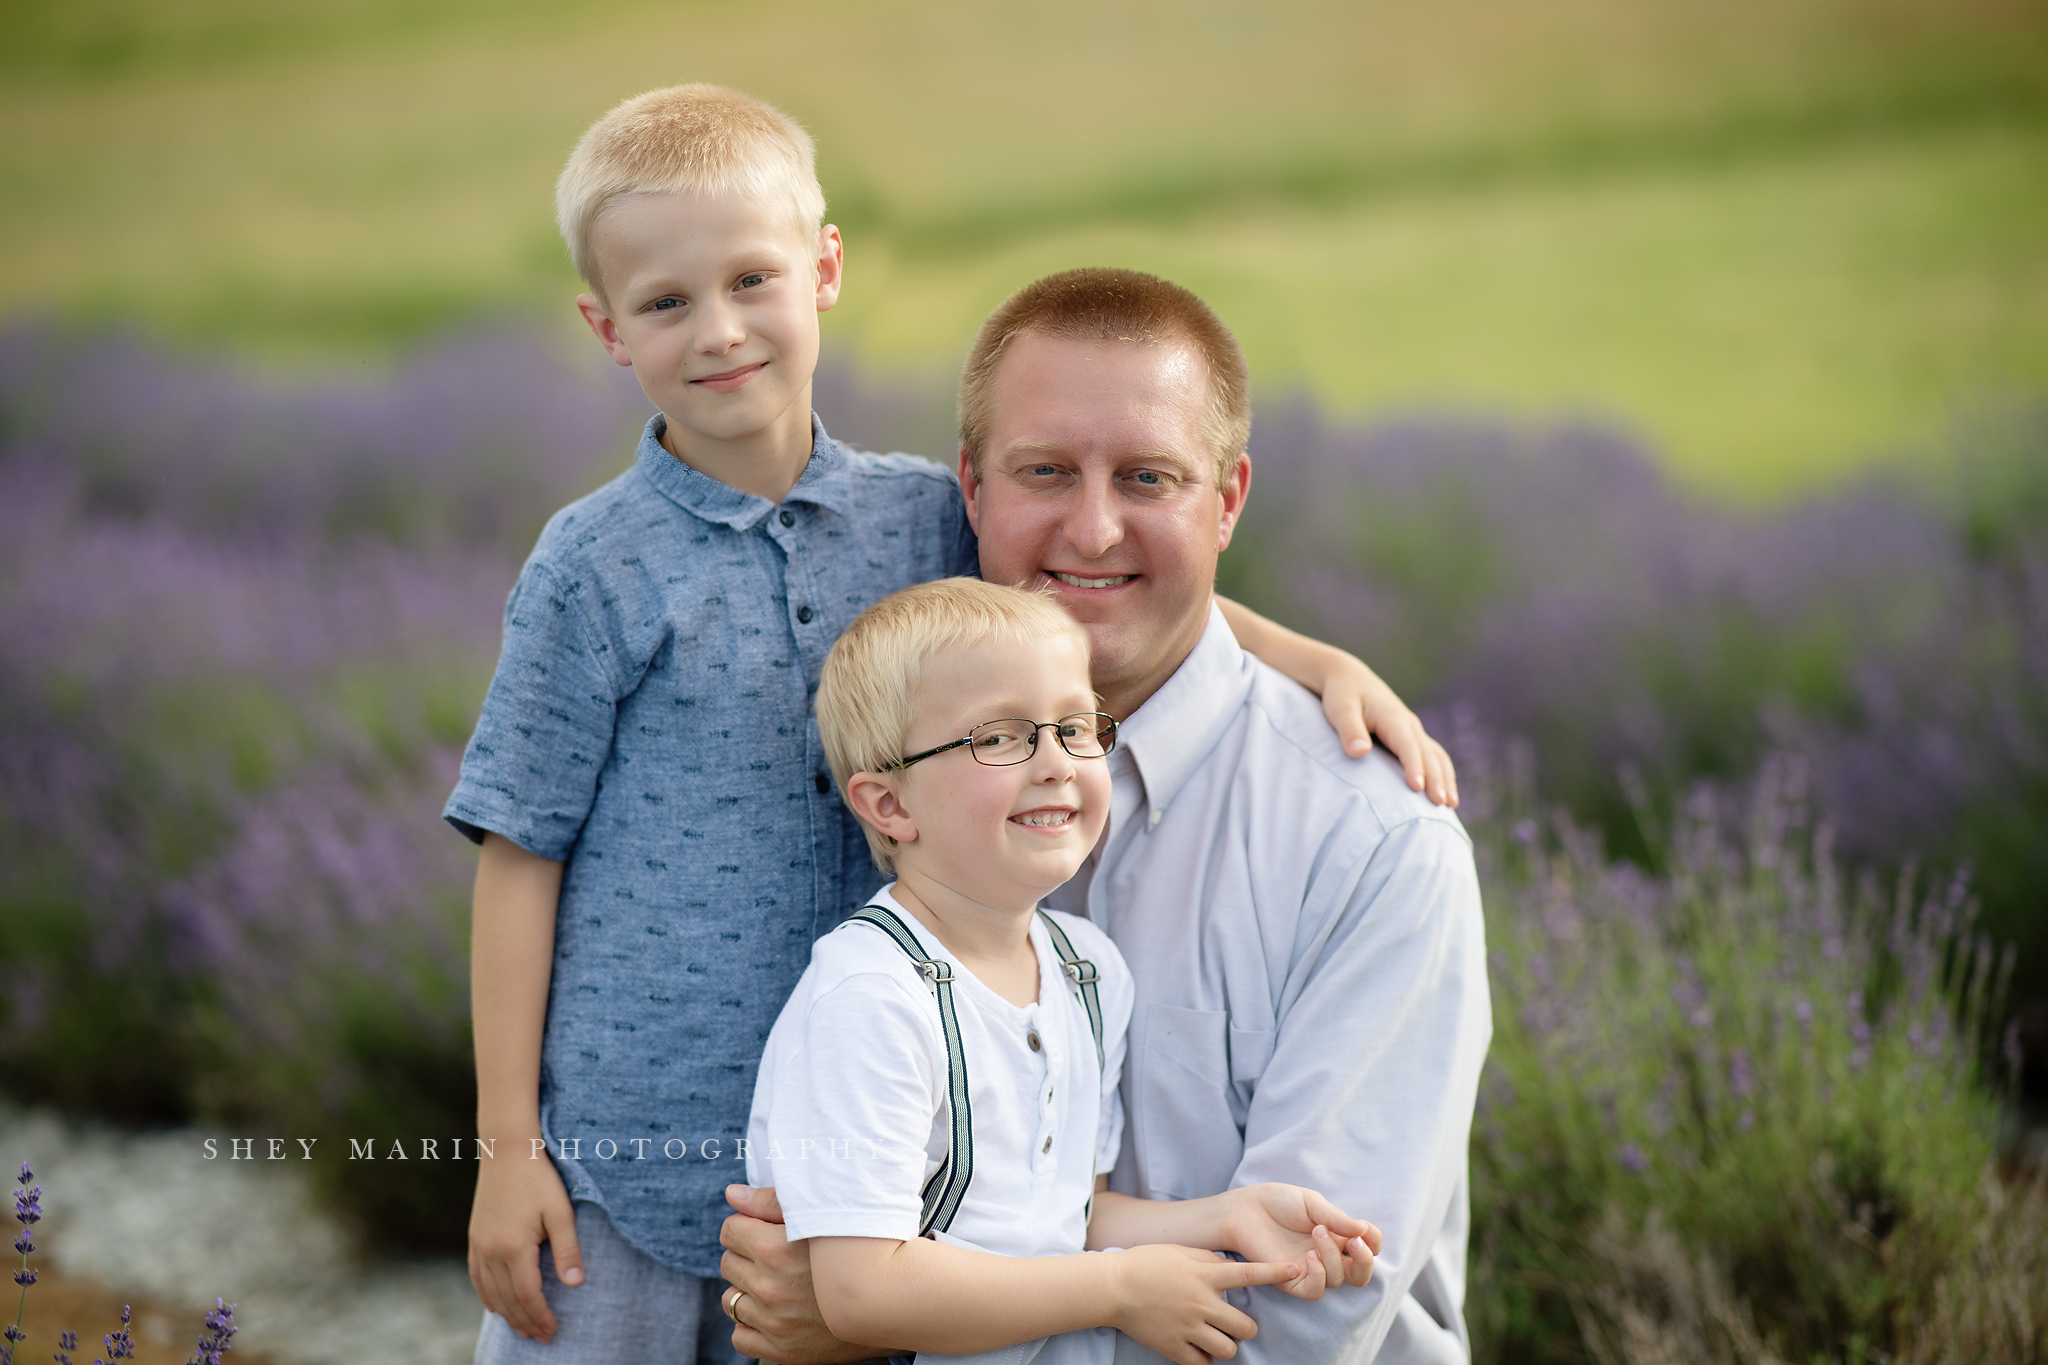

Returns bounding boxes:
[1327,692,1373,760]
[1207,1301,1260,1342]
[1317,1226,1351,1291]
[1361,1220,1384,1256]
[1283,1248,1325,1301]
[485,1248,548,1342]
[1344,1235,1376,1287]
[1301,1191,1371,1240]
[546,1206,586,1290]
[1221,1258,1301,1289]
[1434,739,1460,807]
[729,1323,777,1362]
[1197,1323,1240,1359]
[726,1182,786,1223]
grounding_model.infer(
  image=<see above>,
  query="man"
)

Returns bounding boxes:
[723,268,1491,1364]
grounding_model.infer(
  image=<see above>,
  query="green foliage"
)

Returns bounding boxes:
[1462,741,2018,1361]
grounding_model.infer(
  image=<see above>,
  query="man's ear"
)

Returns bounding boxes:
[957,444,983,536]
[845,771,919,848]
[577,294,634,369]
[1215,451,1252,553]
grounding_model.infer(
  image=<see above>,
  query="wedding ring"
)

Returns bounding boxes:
[723,1287,750,1328]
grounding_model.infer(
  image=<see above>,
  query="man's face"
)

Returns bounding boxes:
[961,333,1250,719]
[577,190,840,458]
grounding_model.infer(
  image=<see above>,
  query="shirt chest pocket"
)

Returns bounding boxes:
[1135,1004,1243,1200]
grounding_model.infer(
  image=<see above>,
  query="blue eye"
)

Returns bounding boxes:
[652,298,680,311]
[739,273,767,288]
[1133,470,1161,484]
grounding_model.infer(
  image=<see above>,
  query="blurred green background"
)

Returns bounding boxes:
[5,0,2046,496]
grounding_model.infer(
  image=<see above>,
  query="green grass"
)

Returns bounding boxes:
[4,0,2045,496]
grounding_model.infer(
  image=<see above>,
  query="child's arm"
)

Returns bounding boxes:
[810,1235,1299,1364]
[1216,596,1458,807]
[1087,1182,1383,1301]
[467,833,580,1344]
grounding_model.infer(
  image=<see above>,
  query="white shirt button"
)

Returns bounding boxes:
[1041,1135,1053,1153]
[1148,809,1162,828]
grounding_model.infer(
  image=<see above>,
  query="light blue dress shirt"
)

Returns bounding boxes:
[1047,605,1491,1364]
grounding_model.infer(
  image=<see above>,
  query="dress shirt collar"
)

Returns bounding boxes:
[1115,601,1258,825]
[633,412,854,529]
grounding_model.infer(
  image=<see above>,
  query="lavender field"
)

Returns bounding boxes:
[1,322,2043,1359]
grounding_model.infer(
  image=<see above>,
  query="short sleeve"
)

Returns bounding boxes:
[442,560,621,859]
[755,973,945,1244]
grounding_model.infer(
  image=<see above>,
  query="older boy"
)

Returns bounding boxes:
[449,87,1447,1365]
[747,578,1378,1365]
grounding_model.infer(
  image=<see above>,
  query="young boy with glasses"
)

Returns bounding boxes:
[742,578,1380,1364]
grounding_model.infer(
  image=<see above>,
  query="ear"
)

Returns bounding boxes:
[845,770,920,848]
[957,443,983,535]
[1215,451,1252,553]
[814,225,845,313]
[577,294,634,368]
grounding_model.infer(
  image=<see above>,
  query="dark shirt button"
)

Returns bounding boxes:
[1027,1030,1041,1052]
[779,510,794,527]
[814,773,830,794]
[1041,1135,1053,1153]
[796,605,814,624]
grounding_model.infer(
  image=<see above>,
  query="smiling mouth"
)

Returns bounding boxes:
[1010,808,1078,829]
[692,361,767,390]
[1049,572,1135,590]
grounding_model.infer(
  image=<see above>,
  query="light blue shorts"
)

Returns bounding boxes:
[474,1201,747,1365]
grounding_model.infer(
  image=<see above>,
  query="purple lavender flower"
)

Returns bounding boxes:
[1618,1142,1650,1173]
[185,1299,235,1365]
[55,1328,78,1364]
[93,1305,133,1364]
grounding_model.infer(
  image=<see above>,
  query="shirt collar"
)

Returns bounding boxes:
[1115,602,1258,822]
[632,412,855,529]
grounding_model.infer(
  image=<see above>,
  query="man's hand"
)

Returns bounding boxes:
[1217,1183,1381,1300]
[1108,1245,1298,1365]
[720,1185,887,1364]
[467,1150,583,1343]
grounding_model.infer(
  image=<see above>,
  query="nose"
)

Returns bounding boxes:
[693,295,746,356]
[1022,725,1080,780]
[1060,470,1125,561]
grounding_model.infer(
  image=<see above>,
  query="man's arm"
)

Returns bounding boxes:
[1215,597,1459,807]
[467,834,581,1344]
[1222,818,1491,1364]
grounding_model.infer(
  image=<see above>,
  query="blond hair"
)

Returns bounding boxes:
[555,84,826,297]
[816,579,1090,872]
[957,267,1251,486]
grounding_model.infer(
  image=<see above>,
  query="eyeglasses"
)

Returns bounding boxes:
[882,712,1118,772]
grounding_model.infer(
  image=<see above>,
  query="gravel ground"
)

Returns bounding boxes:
[0,1099,482,1365]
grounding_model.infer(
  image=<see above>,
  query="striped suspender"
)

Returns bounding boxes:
[846,905,1107,1238]
[1036,910,1105,1070]
[847,904,974,1237]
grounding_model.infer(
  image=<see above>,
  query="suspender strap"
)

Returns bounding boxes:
[846,904,974,1237]
[1036,910,1105,1071]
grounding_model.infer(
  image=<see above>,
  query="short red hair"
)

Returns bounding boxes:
[957,268,1251,485]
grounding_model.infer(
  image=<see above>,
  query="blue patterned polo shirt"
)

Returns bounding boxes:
[445,413,976,1274]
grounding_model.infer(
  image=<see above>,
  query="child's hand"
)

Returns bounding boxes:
[1218,1183,1381,1301]
[1106,1244,1299,1364]
[1322,661,1459,808]
[468,1148,583,1342]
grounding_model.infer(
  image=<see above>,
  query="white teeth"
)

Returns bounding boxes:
[1051,572,1133,589]
[1012,810,1073,827]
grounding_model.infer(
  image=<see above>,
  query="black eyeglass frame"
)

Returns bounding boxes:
[881,712,1119,772]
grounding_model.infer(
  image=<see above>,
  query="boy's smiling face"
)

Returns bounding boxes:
[858,631,1111,911]
[577,190,842,496]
